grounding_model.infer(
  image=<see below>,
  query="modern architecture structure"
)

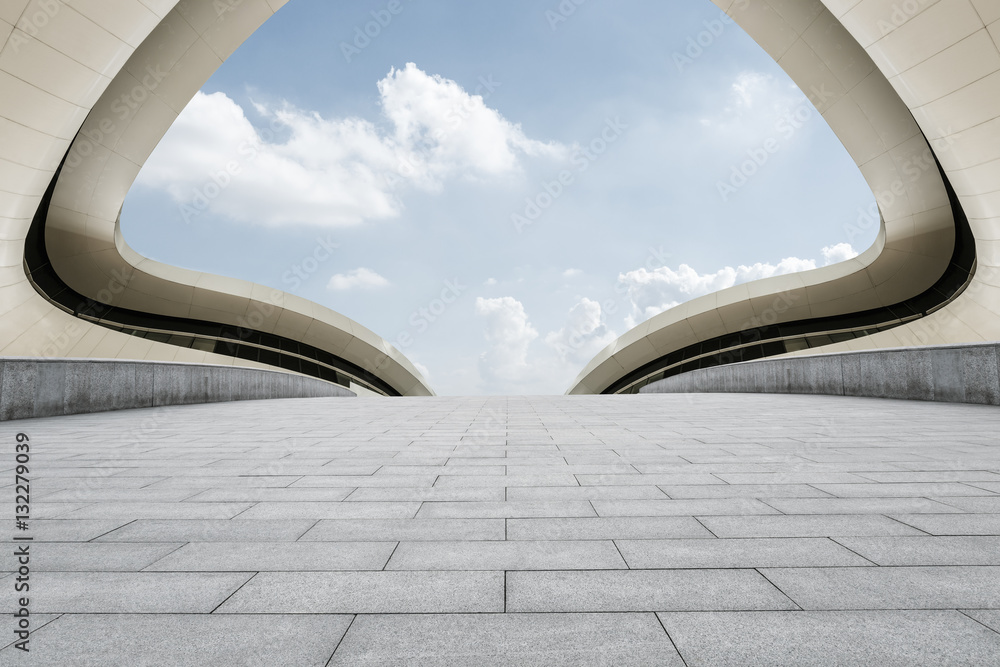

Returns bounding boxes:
[570,0,1000,396]
[1,0,999,406]
[0,0,433,400]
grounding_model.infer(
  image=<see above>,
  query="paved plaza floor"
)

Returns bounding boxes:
[2,393,1000,665]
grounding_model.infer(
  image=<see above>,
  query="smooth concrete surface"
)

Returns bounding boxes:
[2,393,998,665]
[641,343,1000,405]
[0,357,353,421]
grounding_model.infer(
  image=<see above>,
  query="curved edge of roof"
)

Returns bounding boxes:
[569,0,997,395]
[0,0,433,397]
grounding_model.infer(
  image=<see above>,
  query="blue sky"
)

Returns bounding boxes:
[122,0,877,395]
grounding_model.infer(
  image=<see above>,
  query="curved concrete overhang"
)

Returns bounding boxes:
[570,0,999,395]
[0,0,433,397]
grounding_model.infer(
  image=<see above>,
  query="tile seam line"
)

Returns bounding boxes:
[753,567,803,611]
[324,613,357,667]
[208,571,259,614]
[655,611,690,667]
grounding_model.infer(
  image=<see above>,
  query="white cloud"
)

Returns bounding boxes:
[562,268,583,278]
[137,63,569,227]
[411,360,430,380]
[821,242,859,266]
[475,297,538,384]
[619,247,864,327]
[484,278,498,286]
[327,268,390,291]
[544,298,617,365]
[700,71,809,147]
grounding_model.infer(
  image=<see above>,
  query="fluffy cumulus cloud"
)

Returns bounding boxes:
[327,268,390,291]
[474,296,616,393]
[821,242,859,265]
[544,298,617,365]
[137,63,569,227]
[474,297,538,384]
[700,71,810,147]
[620,245,857,327]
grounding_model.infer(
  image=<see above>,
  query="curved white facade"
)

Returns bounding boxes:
[0,0,433,397]
[570,0,1000,395]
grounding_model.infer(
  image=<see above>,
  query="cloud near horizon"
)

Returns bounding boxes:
[620,243,859,327]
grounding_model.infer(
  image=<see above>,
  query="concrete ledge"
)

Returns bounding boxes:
[640,344,1000,406]
[0,357,354,421]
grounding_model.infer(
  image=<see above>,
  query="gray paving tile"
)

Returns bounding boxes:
[416,501,596,519]
[507,569,796,612]
[344,487,505,502]
[660,484,832,499]
[145,541,397,571]
[38,488,202,502]
[433,474,580,487]
[858,471,1000,483]
[700,515,926,537]
[833,536,1000,565]
[385,540,626,570]
[890,514,1000,535]
[0,542,183,571]
[658,611,1000,667]
[28,519,133,542]
[216,571,503,613]
[61,502,253,519]
[0,614,353,666]
[505,485,668,501]
[617,537,873,569]
[811,482,1000,498]
[507,516,714,540]
[148,476,303,488]
[25,572,252,613]
[236,501,420,519]
[576,474,725,486]
[963,610,1000,634]
[930,496,1000,512]
[713,473,874,484]
[761,497,962,514]
[762,566,1000,610]
[968,481,1000,493]
[183,488,355,502]
[95,519,316,542]
[592,498,780,517]
[328,613,683,666]
[290,475,439,487]
[298,518,504,541]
